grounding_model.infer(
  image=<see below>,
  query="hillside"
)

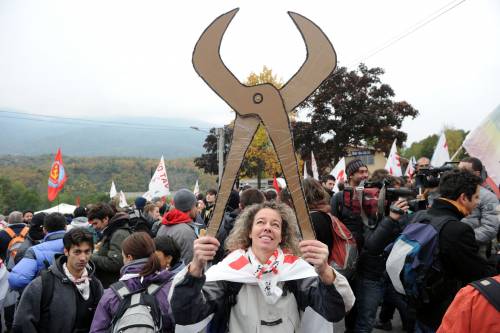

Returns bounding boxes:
[0,155,217,214]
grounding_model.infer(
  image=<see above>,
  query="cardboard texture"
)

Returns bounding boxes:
[193,8,336,240]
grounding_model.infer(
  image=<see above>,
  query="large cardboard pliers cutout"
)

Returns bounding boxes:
[194,8,336,240]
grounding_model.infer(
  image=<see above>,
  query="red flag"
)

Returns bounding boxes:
[47,148,68,201]
[75,196,81,207]
[273,176,281,193]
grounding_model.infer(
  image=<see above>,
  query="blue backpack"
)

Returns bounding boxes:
[385,212,453,304]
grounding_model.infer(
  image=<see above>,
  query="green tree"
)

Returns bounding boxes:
[294,63,418,173]
[402,127,468,161]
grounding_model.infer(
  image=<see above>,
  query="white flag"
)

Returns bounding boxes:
[303,161,309,179]
[119,191,128,208]
[330,157,346,193]
[462,105,500,184]
[143,156,170,200]
[311,151,319,180]
[193,179,200,196]
[109,181,117,198]
[431,132,450,167]
[404,156,416,180]
[384,139,402,176]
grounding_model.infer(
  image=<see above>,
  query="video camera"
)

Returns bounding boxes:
[343,179,425,225]
[414,164,455,189]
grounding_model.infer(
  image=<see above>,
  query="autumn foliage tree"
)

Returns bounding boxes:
[294,63,419,173]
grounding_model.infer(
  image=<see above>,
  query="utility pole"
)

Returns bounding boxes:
[216,127,224,188]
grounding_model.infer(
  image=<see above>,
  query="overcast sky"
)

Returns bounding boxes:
[0,0,498,145]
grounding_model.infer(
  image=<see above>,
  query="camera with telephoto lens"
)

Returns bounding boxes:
[414,164,455,189]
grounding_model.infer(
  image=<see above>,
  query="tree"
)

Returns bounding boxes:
[402,127,468,160]
[294,63,419,173]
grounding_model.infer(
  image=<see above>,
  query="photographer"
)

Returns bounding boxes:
[355,186,413,332]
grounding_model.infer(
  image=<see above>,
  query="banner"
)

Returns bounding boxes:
[193,179,200,196]
[143,156,170,200]
[109,181,117,198]
[384,139,402,176]
[119,191,128,208]
[462,105,500,185]
[311,151,319,180]
[404,156,416,180]
[330,157,346,193]
[431,132,450,167]
[47,148,68,202]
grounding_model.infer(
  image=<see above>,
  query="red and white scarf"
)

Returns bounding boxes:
[206,247,317,304]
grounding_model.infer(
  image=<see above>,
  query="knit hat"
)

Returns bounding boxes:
[134,197,147,211]
[345,158,367,177]
[174,189,197,213]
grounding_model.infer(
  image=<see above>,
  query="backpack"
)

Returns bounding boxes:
[385,212,453,305]
[325,212,358,278]
[109,281,164,333]
[5,226,29,270]
[469,277,500,311]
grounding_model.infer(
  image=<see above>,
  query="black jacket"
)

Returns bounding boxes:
[358,214,410,280]
[417,198,496,329]
[213,209,241,264]
[310,210,334,258]
[331,191,366,249]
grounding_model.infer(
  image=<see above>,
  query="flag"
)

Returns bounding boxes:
[404,156,416,180]
[330,157,346,193]
[119,191,128,208]
[109,181,117,198]
[384,139,402,176]
[47,148,68,201]
[462,105,500,185]
[431,132,450,167]
[193,179,200,196]
[143,156,170,200]
[273,176,281,193]
[303,161,308,179]
[311,151,319,180]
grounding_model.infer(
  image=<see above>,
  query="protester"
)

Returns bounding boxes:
[0,211,27,261]
[13,212,47,264]
[157,189,201,264]
[154,235,184,274]
[9,212,66,290]
[202,188,217,224]
[264,188,278,202]
[88,203,132,288]
[13,228,103,333]
[412,170,496,331]
[214,188,266,264]
[459,157,499,258]
[169,201,355,332]
[90,232,175,333]
[437,274,500,333]
[321,174,336,197]
[22,210,33,224]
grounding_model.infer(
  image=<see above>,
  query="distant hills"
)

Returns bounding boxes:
[0,113,216,158]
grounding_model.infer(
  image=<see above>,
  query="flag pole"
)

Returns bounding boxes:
[450,145,463,161]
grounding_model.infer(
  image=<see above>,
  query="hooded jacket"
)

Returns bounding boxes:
[12,254,103,333]
[91,212,131,288]
[90,258,175,333]
[461,186,499,245]
[9,230,65,290]
[156,209,199,264]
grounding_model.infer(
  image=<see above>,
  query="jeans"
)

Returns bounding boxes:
[415,320,436,333]
[379,277,413,331]
[353,275,385,333]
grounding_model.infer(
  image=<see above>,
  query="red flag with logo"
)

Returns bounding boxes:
[48,148,68,201]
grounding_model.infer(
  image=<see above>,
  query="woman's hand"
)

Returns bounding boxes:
[299,240,335,285]
[188,236,220,277]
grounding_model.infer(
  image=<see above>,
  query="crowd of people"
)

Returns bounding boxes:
[0,155,498,333]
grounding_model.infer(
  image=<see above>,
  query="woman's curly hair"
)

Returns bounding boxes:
[225,201,300,255]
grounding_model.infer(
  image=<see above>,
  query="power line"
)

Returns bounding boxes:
[0,110,213,132]
[347,0,467,68]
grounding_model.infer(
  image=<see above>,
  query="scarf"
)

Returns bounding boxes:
[206,247,317,304]
[63,263,90,300]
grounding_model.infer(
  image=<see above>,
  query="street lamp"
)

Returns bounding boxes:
[191,126,224,188]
